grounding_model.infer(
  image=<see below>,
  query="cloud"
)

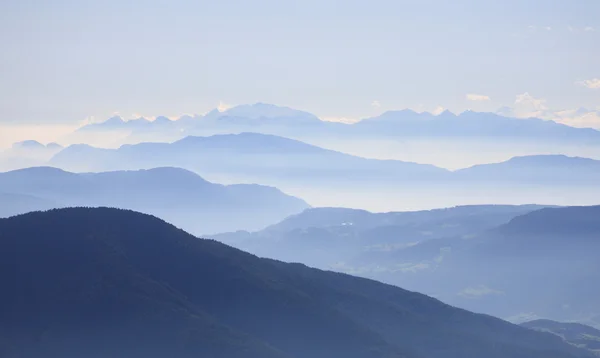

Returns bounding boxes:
[397,262,430,273]
[217,100,232,112]
[466,93,491,101]
[432,106,446,115]
[515,92,547,110]
[497,93,600,129]
[371,100,381,108]
[527,25,551,32]
[509,92,549,118]
[578,78,600,89]
[458,285,504,299]
[321,116,359,124]
[568,26,596,33]
[554,110,600,129]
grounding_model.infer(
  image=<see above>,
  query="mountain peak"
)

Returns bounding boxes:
[437,109,457,117]
[105,115,125,125]
[222,103,318,120]
[11,140,45,150]
[153,115,172,124]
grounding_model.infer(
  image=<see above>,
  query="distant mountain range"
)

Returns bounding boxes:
[51,132,600,185]
[0,140,64,171]
[51,103,600,169]
[0,207,591,358]
[0,166,308,234]
[75,103,600,142]
[353,110,600,141]
[50,132,448,183]
[46,132,600,210]
[214,205,600,327]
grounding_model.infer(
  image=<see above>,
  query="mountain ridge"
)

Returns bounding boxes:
[0,207,591,358]
[0,166,309,234]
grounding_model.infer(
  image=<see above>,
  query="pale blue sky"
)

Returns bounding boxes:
[1,0,598,124]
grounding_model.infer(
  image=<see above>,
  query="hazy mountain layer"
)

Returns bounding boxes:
[49,133,600,211]
[0,166,308,234]
[213,204,546,267]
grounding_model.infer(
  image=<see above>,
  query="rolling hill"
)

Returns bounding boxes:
[0,207,591,358]
[50,132,449,183]
[213,205,546,267]
[48,134,600,210]
[344,206,600,324]
[521,320,600,353]
[0,167,308,234]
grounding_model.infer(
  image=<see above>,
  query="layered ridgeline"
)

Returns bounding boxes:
[63,103,600,168]
[521,320,600,353]
[0,140,63,172]
[0,208,592,358]
[213,204,546,268]
[214,205,600,327]
[0,167,308,234]
[71,103,600,142]
[49,133,600,210]
[50,132,447,182]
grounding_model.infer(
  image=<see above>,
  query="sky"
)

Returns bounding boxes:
[0,0,599,128]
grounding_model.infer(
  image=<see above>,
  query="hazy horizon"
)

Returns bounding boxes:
[2,2,600,356]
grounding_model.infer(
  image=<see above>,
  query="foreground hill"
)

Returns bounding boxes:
[0,208,590,358]
[0,167,308,234]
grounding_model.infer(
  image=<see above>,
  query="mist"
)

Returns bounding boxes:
[3,0,600,356]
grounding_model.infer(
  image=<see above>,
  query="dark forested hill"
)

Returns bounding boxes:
[0,208,591,358]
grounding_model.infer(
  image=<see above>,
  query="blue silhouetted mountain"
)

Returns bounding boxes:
[74,105,600,143]
[0,207,591,358]
[455,155,600,184]
[354,110,600,141]
[75,103,324,137]
[65,105,600,171]
[332,205,600,326]
[521,320,600,352]
[217,102,321,122]
[11,140,63,153]
[211,204,546,268]
[0,140,65,171]
[47,135,600,210]
[0,192,59,217]
[49,133,449,183]
[0,166,308,234]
